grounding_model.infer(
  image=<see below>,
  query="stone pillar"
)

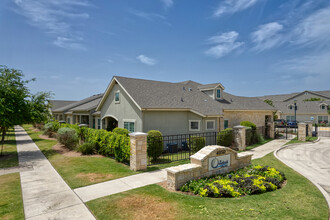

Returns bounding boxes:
[233,125,246,151]
[298,122,306,141]
[219,117,225,131]
[129,132,148,171]
[268,122,275,139]
[305,121,313,137]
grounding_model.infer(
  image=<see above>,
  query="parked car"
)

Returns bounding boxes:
[275,119,286,127]
[287,121,298,128]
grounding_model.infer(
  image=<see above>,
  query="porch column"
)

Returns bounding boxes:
[129,132,148,171]
[268,122,275,139]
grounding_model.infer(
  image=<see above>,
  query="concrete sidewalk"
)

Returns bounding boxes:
[247,139,291,160]
[15,126,95,220]
[74,169,167,202]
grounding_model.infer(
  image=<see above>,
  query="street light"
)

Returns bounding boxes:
[294,100,297,122]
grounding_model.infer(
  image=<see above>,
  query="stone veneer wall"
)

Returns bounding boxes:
[298,122,306,141]
[129,132,147,171]
[223,110,273,128]
[166,145,252,190]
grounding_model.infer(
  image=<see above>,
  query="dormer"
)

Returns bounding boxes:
[198,83,225,100]
[319,103,328,110]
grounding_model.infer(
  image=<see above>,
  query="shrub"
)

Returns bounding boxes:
[147,130,163,161]
[217,128,233,147]
[245,127,253,146]
[78,142,96,155]
[57,127,78,150]
[113,128,129,136]
[240,121,256,130]
[257,134,265,143]
[33,123,44,130]
[188,136,206,153]
[180,165,286,198]
[44,121,60,137]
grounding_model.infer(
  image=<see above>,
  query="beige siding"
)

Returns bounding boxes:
[100,83,143,132]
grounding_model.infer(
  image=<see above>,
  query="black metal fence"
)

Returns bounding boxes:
[147,132,219,166]
[275,125,297,139]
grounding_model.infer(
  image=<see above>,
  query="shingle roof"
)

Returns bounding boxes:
[53,93,103,113]
[70,97,102,112]
[49,100,76,111]
[259,90,330,102]
[112,76,275,116]
[273,100,330,114]
[198,83,224,90]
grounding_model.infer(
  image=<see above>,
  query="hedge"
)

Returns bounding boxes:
[147,130,163,161]
[45,121,131,163]
[240,121,256,130]
[217,128,233,147]
[57,127,79,150]
[188,136,206,153]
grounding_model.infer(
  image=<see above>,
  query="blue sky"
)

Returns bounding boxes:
[1,0,330,100]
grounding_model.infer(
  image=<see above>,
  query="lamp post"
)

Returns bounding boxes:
[294,100,297,122]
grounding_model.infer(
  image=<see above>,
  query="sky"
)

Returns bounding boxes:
[1,0,330,100]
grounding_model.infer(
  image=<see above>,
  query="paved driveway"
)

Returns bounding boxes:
[276,137,330,210]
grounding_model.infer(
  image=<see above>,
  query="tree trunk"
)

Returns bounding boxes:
[0,127,6,156]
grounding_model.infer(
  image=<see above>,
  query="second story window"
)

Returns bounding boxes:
[321,105,326,110]
[216,89,221,99]
[115,91,120,103]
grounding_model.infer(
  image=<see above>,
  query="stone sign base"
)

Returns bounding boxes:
[166,145,252,190]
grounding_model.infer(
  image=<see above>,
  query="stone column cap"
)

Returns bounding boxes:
[233,125,246,129]
[298,122,307,125]
[304,121,313,124]
[129,132,148,137]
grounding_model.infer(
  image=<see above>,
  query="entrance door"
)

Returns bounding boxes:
[224,120,229,129]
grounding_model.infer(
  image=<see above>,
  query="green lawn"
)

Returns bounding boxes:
[86,153,328,220]
[0,173,24,220]
[0,128,18,169]
[22,125,138,189]
[287,136,318,145]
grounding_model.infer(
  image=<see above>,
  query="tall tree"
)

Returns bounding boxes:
[0,65,51,155]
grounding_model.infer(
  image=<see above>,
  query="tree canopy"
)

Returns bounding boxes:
[0,65,51,154]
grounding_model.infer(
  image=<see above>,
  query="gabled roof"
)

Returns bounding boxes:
[273,100,330,114]
[259,90,330,102]
[283,90,330,102]
[70,97,102,112]
[53,93,103,113]
[97,76,275,116]
[49,100,76,111]
[197,83,225,90]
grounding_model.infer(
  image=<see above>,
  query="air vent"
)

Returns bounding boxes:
[181,97,184,102]
[188,88,192,91]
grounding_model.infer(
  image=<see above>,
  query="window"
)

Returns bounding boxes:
[216,89,221,99]
[224,120,229,129]
[93,119,95,129]
[321,105,326,110]
[189,120,200,131]
[67,118,71,124]
[286,116,295,122]
[115,91,120,103]
[318,116,328,124]
[289,105,293,110]
[124,121,135,133]
[97,119,101,129]
[206,120,215,130]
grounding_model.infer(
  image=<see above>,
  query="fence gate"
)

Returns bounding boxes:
[275,125,297,140]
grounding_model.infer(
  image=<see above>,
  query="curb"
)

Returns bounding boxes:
[274,138,330,218]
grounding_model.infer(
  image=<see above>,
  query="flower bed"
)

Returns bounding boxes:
[180,165,286,198]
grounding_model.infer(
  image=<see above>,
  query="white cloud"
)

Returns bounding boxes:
[205,31,244,58]
[214,0,259,17]
[251,22,284,51]
[13,0,90,49]
[161,0,173,9]
[136,55,157,66]
[128,9,166,21]
[292,7,330,46]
